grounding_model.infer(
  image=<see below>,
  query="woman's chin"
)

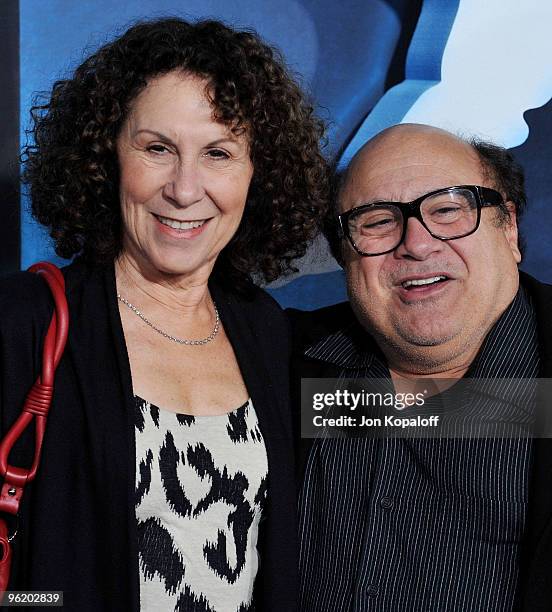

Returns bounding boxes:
[142,251,216,282]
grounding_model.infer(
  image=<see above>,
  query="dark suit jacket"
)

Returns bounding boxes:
[289,272,552,611]
[0,258,297,611]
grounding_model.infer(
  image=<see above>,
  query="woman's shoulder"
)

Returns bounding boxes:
[0,270,58,384]
[0,267,49,293]
[244,284,285,317]
[0,257,99,330]
[0,269,54,323]
[213,280,285,320]
[212,281,290,353]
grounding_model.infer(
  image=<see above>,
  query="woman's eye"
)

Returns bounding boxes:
[146,144,170,154]
[206,149,230,160]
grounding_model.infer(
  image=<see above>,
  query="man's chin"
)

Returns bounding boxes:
[400,333,454,347]
[395,320,458,348]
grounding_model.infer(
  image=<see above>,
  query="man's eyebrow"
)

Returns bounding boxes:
[353,198,399,207]
[366,198,393,205]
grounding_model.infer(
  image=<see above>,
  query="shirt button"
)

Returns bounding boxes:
[380,496,394,509]
[366,585,379,598]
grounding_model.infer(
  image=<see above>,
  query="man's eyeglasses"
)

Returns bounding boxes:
[338,185,505,257]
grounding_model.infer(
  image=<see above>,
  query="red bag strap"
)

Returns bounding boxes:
[0,262,69,591]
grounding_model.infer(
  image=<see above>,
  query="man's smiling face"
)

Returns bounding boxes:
[340,125,522,373]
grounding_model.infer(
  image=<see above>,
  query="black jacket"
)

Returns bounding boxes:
[0,258,298,611]
[289,272,552,611]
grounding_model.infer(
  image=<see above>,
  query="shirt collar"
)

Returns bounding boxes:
[467,284,538,379]
[304,318,384,370]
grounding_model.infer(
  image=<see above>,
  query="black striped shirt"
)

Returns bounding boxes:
[299,286,539,611]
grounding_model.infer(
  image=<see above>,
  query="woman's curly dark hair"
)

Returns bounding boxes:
[22,17,329,290]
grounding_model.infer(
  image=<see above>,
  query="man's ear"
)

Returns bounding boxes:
[503,201,522,263]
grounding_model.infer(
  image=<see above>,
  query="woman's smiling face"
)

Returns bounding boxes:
[116,71,253,283]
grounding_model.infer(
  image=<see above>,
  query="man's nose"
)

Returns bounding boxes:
[163,160,205,207]
[393,217,444,260]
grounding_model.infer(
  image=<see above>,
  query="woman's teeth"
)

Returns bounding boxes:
[156,215,206,230]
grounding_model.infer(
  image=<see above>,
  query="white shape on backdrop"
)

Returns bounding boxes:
[290,0,552,286]
[402,0,552,147]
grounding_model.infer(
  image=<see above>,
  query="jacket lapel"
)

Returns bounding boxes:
[210,282,298,610]
[210,284,282,439]
[64,261,140,611]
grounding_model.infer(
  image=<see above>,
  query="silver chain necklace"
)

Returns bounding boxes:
[117,294,220,346]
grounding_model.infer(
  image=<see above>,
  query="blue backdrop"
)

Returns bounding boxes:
[19,0,552,308]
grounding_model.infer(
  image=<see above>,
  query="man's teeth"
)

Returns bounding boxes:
[157,216,206,230]
[402,276,447,288]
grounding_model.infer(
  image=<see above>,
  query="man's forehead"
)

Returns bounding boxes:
[340,126,485,208]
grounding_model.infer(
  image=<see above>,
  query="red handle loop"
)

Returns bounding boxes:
[0,263,68,591]
[0,263,68,572]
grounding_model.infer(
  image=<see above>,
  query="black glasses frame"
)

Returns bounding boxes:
[338,184,504,257]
